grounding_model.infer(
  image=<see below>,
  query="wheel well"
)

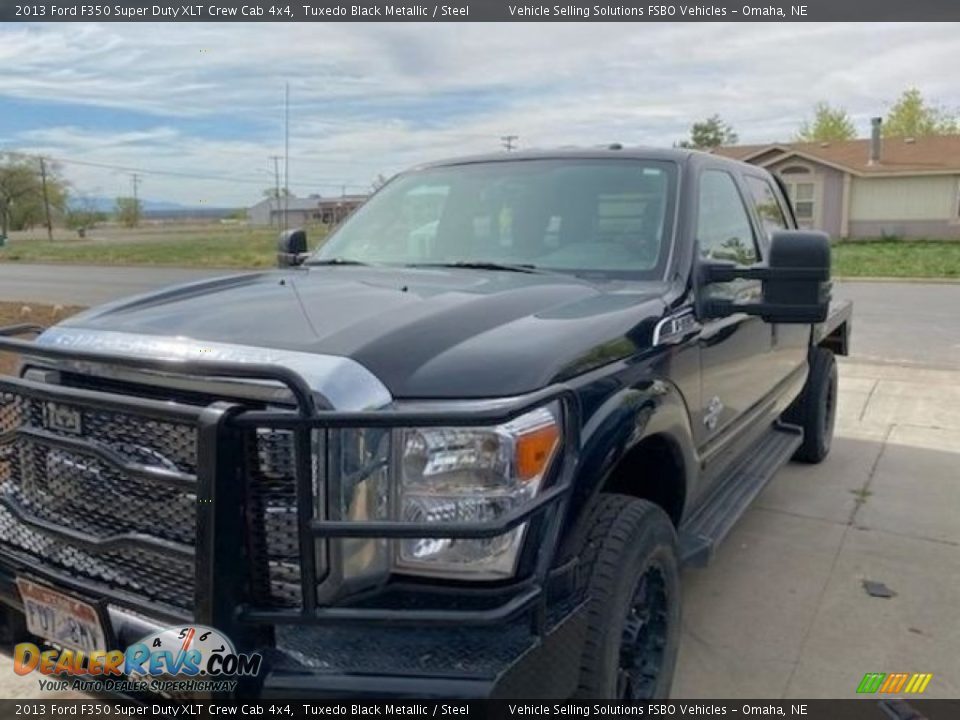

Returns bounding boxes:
[601,434,686,526]
[818,321,849,356]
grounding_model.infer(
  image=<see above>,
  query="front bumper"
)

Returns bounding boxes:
[0,559,588,699]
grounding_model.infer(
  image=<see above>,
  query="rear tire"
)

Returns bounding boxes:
[574,494,681,699]
[784,346,837,464]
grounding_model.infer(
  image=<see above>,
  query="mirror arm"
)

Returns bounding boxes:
[704,282,832,322]
[702,263,830,283]
[277,252,309,267]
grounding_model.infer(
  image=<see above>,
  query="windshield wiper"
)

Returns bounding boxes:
[406,261,544,274]
[306,257,369,266]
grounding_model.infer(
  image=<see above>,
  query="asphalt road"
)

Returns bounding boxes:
[0,263,235,307]
[831,281,960,369]
[0,264,957,367]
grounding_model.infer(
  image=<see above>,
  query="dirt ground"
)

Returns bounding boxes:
[0,302,85,375]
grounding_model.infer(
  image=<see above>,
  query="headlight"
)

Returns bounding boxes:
[396,403,561,579]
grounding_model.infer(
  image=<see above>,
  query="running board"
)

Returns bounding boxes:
[679,422,803,566]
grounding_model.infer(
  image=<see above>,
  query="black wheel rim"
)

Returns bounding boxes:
[617,564,669,699]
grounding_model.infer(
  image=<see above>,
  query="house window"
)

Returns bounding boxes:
[791,183,816,221]
[780,178,818,228]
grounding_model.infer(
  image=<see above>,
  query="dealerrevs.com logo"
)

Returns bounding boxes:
[15,625,262,694]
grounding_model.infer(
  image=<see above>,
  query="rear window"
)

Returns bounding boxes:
[744,175,789,242]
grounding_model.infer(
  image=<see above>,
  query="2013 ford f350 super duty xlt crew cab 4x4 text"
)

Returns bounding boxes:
[0,147,851,699]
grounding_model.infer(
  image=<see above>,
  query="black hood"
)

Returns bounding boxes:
[60,267,668,398]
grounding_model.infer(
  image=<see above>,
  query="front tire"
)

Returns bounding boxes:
[574,494,681,699]
[784,346,837,464]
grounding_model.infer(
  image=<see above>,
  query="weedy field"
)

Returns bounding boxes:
[0,302,85,376]
[1,223,328,269]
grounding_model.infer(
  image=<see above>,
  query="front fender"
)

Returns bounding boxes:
[560,377,698,552]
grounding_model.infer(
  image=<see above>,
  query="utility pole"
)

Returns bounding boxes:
[283,82,290,232]
[39,157,53,242]
[269,155,282,228]
[500,135,519,152]
[131,173,141,227]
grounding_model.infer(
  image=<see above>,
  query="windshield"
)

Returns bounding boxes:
[311,158,678,278]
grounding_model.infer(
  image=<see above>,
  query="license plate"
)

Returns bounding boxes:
[16,578,108,654]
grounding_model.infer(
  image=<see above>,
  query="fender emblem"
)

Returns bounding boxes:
[704,396,724,430]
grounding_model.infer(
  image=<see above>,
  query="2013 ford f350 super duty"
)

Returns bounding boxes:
[0,147,851,699]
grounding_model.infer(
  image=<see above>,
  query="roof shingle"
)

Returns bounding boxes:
[714,135,960,175]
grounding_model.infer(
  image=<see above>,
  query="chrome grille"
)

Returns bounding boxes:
[0,390,198,610]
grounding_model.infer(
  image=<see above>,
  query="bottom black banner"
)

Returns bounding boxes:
[1,700,958,720]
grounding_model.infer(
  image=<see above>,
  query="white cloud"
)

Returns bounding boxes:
[1,22,957,205]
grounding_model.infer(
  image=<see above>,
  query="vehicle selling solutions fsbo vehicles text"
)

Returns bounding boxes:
[506,5,724,18]
[507,5,806,17]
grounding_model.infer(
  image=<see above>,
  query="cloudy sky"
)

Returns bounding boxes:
[1,22,957,206]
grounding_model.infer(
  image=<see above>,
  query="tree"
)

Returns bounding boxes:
[0,154,67,237]
[115,196,142,228]
[64,196,107,236]
[795,102,857,142]
[677,115,739,150]
[884,88,959,137]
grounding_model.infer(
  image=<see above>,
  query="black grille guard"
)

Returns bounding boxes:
[0,324,581,643]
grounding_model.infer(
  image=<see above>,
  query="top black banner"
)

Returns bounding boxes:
[3,0,960,22]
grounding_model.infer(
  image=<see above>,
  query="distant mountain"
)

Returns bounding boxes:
[68,196,239,218]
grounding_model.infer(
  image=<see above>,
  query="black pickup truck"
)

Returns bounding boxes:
[0,148,850,699]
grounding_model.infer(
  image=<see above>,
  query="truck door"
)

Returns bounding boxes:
[742,172,810,395]
[695,168,780,467]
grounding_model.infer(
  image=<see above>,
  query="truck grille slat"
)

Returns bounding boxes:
[0,503,195,608]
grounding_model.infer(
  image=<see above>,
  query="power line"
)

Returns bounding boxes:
[1,148,367,191]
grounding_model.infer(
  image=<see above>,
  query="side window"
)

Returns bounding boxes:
[697,170,758,266]
[744,175,789,241]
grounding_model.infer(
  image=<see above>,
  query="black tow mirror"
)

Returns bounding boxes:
[699,230,831,324]
[277,229,308,267]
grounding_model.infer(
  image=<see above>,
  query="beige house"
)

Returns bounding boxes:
[715,120,960,239]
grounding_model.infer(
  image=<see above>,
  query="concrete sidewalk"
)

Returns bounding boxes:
[673,358,960,699]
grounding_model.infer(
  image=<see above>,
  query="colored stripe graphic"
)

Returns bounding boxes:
[858,672,933,694]
[912,673,933,694]
[857,673,885,693]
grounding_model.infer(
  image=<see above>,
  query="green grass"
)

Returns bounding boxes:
[832,239,960,279]
[0,225,328,269]
[2,226,958,279]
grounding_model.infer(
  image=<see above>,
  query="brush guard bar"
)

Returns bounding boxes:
[0,324,580,645]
